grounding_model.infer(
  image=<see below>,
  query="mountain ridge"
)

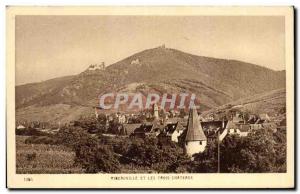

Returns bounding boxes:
[15,46,286,122]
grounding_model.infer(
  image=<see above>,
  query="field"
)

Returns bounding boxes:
[16,135,83,174]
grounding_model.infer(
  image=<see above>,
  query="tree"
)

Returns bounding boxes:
[55,126,91,148]
[272,127,286,172]
[108,120,123,134]
[189,139,218,173]
[220,128,280,173]
[162,146,191,173]
[123,137,158,166]
[74,138,121,173]
[120,137,189,173]
[97,113,107,124]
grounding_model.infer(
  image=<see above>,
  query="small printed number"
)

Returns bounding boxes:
[24,177,33,182]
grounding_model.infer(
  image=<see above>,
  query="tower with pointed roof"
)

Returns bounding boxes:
[183,108,207,156]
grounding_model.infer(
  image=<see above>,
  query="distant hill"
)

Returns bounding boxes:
[15,46,286,123]
[16,75,75,109]
[201,88,286,118]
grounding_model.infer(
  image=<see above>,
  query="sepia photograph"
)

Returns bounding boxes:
[6,6,294,189]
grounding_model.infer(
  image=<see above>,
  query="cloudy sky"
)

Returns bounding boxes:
[16,16,285,85]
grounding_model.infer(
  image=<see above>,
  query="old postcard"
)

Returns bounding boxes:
[6,6,294,189]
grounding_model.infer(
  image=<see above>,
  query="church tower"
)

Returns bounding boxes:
[153,103,159,119]
[184,108,207,156]
[94,107,99,119]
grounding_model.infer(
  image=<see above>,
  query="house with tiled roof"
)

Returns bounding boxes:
[262,122,278,133]
[259,113,271,122]
[226,120,238,133]
[165,122,184,142]
[201,120,227,142]
[131,121,162,138]
[217,121,250,141]
[217,120,238,141]
[132,123,154,138]
[16,124,26,130]
[250,123,263,130]
[247,114,259,124]
[123,123,141,136]
[225,121,250,137]
[238,124,251,136]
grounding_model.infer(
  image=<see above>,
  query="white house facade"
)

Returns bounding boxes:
[171,129,184,142]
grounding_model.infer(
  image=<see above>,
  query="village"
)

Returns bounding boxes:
[16,102,286,157]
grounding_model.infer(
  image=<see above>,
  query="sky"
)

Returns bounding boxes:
[16,16,285,85]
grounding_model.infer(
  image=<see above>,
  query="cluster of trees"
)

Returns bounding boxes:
[63,126,191,173]
[113,137,191,173]
[73,135,121,173]
[73,115,127,135]
[191,128,286,173]
[23,116,286,173]
[24,125,190,173]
